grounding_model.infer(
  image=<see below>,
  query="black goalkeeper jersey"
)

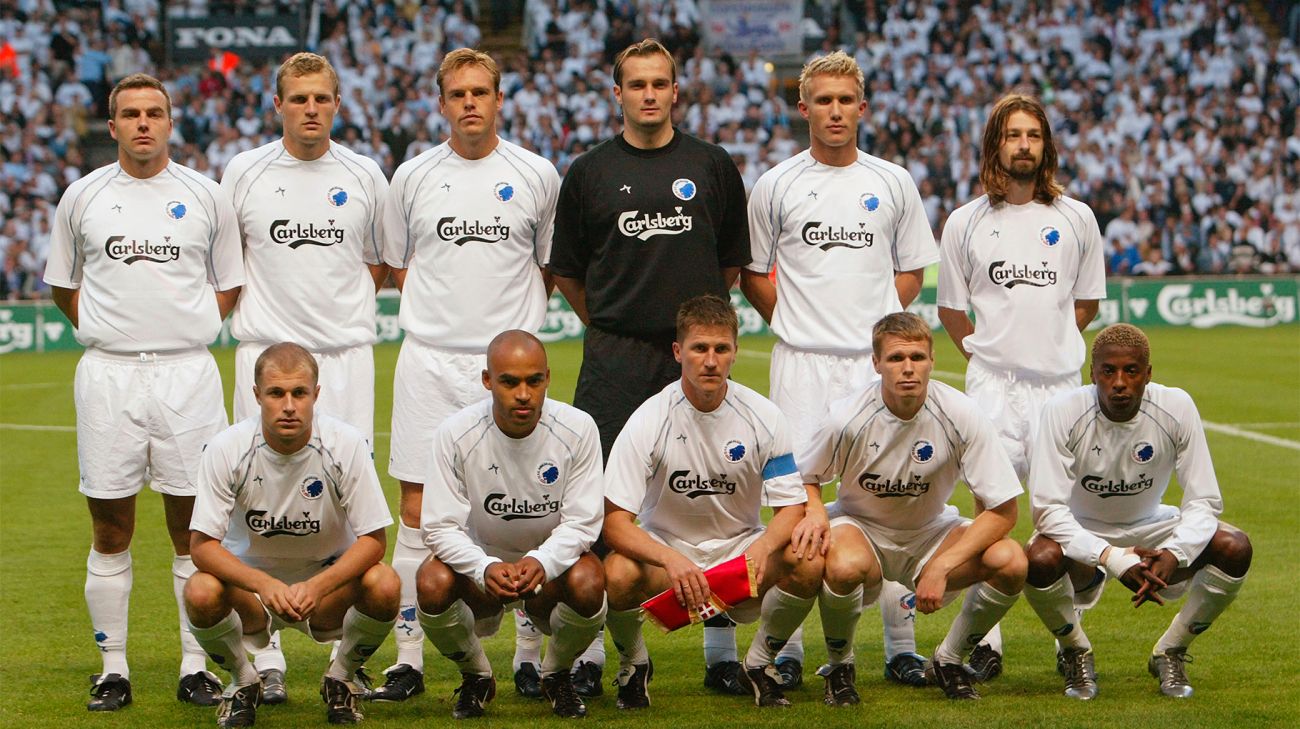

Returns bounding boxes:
[549,129,751,339]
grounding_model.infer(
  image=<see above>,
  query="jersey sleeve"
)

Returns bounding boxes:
[891,169,940,271]
[955,399,1023,509]
[1160,391,1224,567]
[421,424,501,590]
[335,432,393,537]
[208,185,246,292]
[381,164,413,269]
[190,432,238,540]
[603,407,653,515]
[531,163,561,268]
[1073,203,1108,300]
[745,171,777,274]
[43,187,82,288]
[712,149,752,268]
[547,157,588,279]
[1028,400,1111,565]
[525,414,604,580]
[760,411,806,507]
[935,207,971,310]
[361,160,390,267]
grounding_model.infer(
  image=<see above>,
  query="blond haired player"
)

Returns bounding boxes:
[741,50,939,691]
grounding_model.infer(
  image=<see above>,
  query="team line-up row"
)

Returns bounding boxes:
[44,41,1249,725]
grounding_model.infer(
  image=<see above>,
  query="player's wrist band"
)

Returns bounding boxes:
[1102,548,1142,580]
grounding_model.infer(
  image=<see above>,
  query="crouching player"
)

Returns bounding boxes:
[1023,324,1251,700]
[185,343,399,726]
[799,312,1026,703]
[415,331,607,719]
[602,295,823,710]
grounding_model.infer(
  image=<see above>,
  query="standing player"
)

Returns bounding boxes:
[1023,324,1251,700]
[741,50,940,690]
[377,47,561,703]
[936,92,1107,677]
[43,73,243,711]
[547,38,751,692]
[800,312,1026,703]
[221,52,389,700]
[414,331,607,719]
[602,295,823,710]
[186,343,399,726]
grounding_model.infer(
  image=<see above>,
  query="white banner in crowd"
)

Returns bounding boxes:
[701,1,803,56]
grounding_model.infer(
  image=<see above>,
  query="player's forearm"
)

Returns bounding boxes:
[1035,503,1109,566]
[937,306,974,359]
[1073,299,1099,331]
[191,534,279,595]
[894,268,925,308]
[215,286,241,320]
[603,511,678,569]
[367,263,390,292]
[757,503,805,553]
[739,269,776,323]
[51,285,79,328]
[551,273,589,324]
[934,499,1017,575]
[305,532,386,598]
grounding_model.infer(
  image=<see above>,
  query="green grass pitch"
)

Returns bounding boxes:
[1,326,1298,727]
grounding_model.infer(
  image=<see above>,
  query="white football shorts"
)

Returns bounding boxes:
[75,347,227,499]
[828,501,966,601]
[769,341,878,447]
[233,341,375,442]
[965,357,1079,481]
[388,338,488,483]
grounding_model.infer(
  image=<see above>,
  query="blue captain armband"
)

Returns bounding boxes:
[761,452,797,480]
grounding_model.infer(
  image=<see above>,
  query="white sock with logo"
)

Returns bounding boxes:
[605,608,648,669]
[417,601,490,676]
[702,614,737,666]
[744,588,815,669]
[512,609,543,671]
[776,626,805,664]
[86,548,131,678]
[172,555,210,676]
[1154,565,1245,653]
[392,523,426,671]
[327,607,395,681]
[1025,573,1091,650]
[878,580,918,661]
[574,630,606,669]
[542,599,608,678]
[934,582,1018,666]
[249,631,286,674]
[190,610,259,687]
[818,582,864,666]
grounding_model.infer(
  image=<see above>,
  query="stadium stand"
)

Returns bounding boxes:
[1,0,1297,301]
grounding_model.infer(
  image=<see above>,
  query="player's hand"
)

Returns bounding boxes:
[1130,547,1176,607]
[1118,561,1163,606]
[484,562,520,601]
[745,539,776,588]
[914,558,952,614]
[286,581,322,620]
[662,551,710,611]
[514,557,547,598]
[791,509,831,560]
[259,579,303,623]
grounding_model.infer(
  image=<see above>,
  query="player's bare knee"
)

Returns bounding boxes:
[1025,536,1067,587]
[360,563,402,618]
[183,572,228,625]
[1207,526,1253,577]
[784,552,824,596]
[415,557,457,614]
[602,553,642,610]
[823,547,870,593]
[561,555,606,616]
[984,539,1027,592]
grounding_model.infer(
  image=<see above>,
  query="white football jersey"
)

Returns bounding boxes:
[421,398,603,590]
[1029,383,1223,568]
[937,195,1107,376]
[44,162,244,351]
[383,138,559,349]
[799,380,1022,531]
[191,414,393,573]
[604,380,806,551]
[747,149,939,353]
[223,140,386,349]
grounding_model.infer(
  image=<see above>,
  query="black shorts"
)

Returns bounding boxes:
[573,326,680,460]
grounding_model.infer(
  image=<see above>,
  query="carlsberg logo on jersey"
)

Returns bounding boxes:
[105,236,181,264]
[1155,283,1297,328]
[801,221,874,251]
[857,472,931,497]
[245,510,322,537]
[270,219,345,248]
[437,217,511,246]
[668,470,737,498]
[1080,473,1155,498]
[988,260,1058,288]
[484,493,561,520]
[618,208,694,240]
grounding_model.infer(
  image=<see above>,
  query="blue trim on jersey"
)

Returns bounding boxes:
[762,452,797,480]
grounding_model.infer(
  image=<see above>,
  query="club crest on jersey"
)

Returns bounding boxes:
[1040,226,1062,247]
[1131,441,1155,464]
[671,178,697,201]
[537,462,560,486]
[859,193,880,212]
[723,440,746,463]
[327,187,348,207]
[165,200,187,220]
[911,440,935,464]
[300,477,324,500]
[494,182,515,202]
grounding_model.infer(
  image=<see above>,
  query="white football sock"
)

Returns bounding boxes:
[818,582,864,666]
[702,613,737,666]
[417,601,490,676]
[878,580,918,660]
[574,630,606,668]
[391,523,426,671]
[605,608,648,669]
[776,626,805,663]
[1155,565,1245,653]
[542,599,607,677]
[86,548,131,678]
[1025,573,1091,650]
[744,588,814,669]
[190,610,258,687]
[172,555,209,676]
[934,583,1018,665]
[327,607,395,681]
[512,609,543,671]
[980,623,1004,653]
[248,631,285,674]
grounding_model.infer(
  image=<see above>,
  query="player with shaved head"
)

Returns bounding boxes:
[186,343,399,726]
[1023,324,1252,700]
[414,331,607,719]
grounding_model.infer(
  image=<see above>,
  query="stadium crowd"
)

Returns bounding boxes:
[1,0,1299,302]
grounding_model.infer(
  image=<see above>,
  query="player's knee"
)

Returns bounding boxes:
[183,571,227,624]
[562,555,606,615]
[823,547,871,593]
[415,557,456,614]
[1025,536,1067,587]
[602,553,642,610]
[1208,527,1253,577]
[787,553,825,595]
[361,563,402,618]
[984,539,1027,591]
